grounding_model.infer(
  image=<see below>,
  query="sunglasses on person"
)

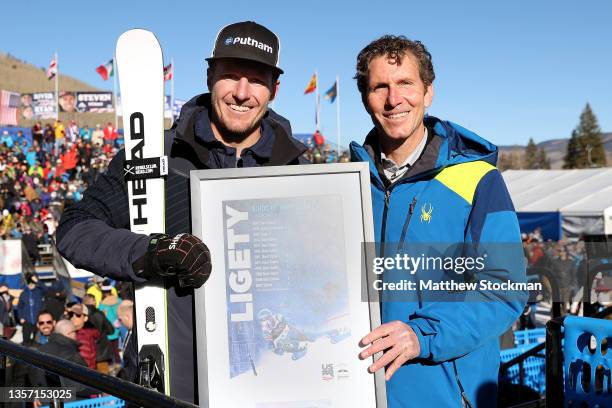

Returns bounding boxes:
[67,312,83,318]
[37,320,53,326]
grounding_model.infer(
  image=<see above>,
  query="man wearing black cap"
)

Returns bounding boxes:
[57,21,306,403]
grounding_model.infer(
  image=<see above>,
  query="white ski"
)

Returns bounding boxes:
[116,29,170,395]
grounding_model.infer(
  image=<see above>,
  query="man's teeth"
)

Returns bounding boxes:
[386,112,409,119]
[229,104,250,112]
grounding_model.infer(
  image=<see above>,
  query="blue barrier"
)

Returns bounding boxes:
[514,328,546,346]
[43,396,124,408]
[500,344,546,394]
[563,316,612,407]
[0,126,32,144]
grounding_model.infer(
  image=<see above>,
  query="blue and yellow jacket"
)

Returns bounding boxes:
[351,116,526,408]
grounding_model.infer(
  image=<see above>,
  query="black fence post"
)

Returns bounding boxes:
[546,317,565,407]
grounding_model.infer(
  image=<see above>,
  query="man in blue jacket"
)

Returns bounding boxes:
[17,274,45,345]
[352,36,526,407]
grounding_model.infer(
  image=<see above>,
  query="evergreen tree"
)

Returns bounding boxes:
[537,147,551,169]
[524,138,539,169]
[563,130,581,169]
[568,103,607,168]
[497,151,524,171]
[511,151,523,169]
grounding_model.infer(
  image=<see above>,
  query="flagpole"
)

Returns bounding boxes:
[55,51,59,121]
[315,69,319,131]
[336,75,341,161]
[113,59,118,130]
[170,58,175,126]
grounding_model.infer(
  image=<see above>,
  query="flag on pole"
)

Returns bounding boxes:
[46,56,57,80]
[304,73,317,94]
[324,81,337,103]
[0,90,20,126]
[96,59,114,81]
[163,63,173,81]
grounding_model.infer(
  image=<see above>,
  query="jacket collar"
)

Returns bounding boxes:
[192,108,276,160]
[351,115,498,187]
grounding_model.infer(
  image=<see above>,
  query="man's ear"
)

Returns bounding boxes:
[269,80,280,102]
[206,67,212,91]
[424,83,434,109]
[361,93,372,115]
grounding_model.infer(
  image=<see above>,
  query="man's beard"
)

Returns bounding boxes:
[211,110,261,143]
[211,97,268,143]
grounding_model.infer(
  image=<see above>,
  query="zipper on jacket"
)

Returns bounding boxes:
[379,189,391,258]
[398,197,417,244]
[453,361,474,408]
[396,196,422,306]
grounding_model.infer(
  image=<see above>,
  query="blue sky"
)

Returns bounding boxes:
[3,0,611,147]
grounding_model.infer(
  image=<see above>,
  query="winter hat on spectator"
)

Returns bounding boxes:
[67,303,88,316]
[101,279,113,292]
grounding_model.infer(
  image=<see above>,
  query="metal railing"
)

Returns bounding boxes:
[0,338,197,408]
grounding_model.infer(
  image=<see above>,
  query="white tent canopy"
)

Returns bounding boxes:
[502,169,612,237]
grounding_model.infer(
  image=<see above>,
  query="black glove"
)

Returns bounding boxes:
[132,233,212,288]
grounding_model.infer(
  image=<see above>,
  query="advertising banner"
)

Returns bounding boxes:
[74,92,113,113]
[21,92,56,120]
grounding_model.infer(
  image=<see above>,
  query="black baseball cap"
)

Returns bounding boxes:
[206,21,283,75]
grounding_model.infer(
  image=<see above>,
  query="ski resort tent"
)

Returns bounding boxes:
[502,169,612,239]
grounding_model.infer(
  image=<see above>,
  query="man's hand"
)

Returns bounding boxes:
[359,321,421,381]
[133,233,212,288]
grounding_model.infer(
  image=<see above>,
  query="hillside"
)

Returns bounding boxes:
[499,133,612,169]
[0,53,100,94]
[0,52,118,128]
[3,53,186,129]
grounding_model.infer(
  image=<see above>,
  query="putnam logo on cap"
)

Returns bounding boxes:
[226,36,274,54]
[208,21,283,74]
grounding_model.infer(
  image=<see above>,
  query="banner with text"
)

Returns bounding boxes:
[74,92,113,113]
[21,92,56,120]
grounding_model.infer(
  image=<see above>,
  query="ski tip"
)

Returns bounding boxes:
[118,28,156,42]
[115,29,163,66]
[116,29,161,52]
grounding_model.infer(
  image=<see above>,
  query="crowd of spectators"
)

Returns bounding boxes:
[1,272,135,391]
[522,227,587,298]
[302,131,350,164]
[0,119,134,391]
[517,227,608,328]
[0,120,121,246]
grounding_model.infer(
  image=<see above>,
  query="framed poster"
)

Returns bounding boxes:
[190,163,385,408]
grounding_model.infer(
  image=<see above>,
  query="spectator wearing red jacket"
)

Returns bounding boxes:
[54,159,66,180]
[103,122,117,147]
[66,303,100,370]
[42,161,54,181]
[61,144,79,179]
